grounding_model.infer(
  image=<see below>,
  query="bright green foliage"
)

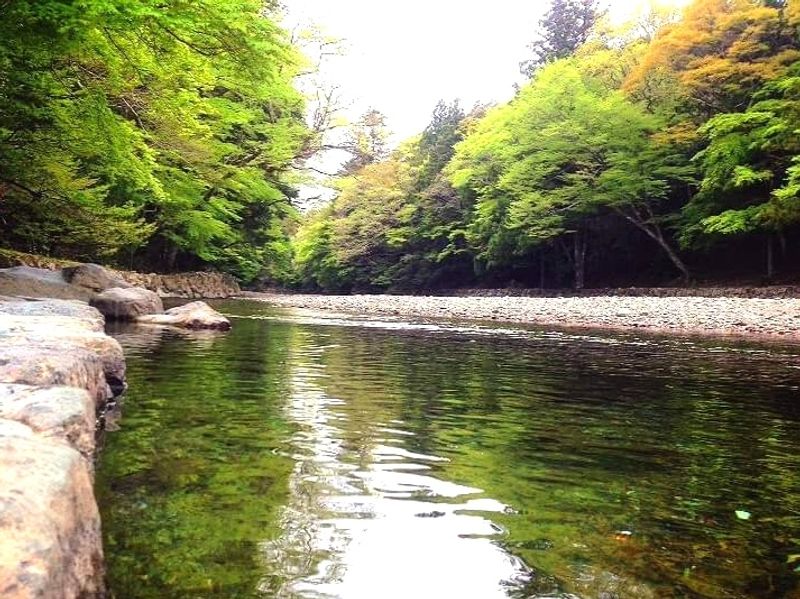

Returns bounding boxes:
[295,0,800,290]
[292,104,472,291]
[0,0,307,281]
[683,62,800,245]
[449,60,693,278]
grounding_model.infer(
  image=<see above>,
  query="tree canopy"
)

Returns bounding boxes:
[290,0,800,292]
[3,0,800,290]
[0,0,308,282]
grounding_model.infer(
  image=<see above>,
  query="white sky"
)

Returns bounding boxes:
[286,0,691,142]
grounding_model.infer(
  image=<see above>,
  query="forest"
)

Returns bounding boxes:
[0,0,309,283]
[295,0,800,291]
[2,0,800,290]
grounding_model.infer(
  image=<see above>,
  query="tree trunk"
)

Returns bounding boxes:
[766,234,774,280]
[615,207,691,284]
[539,251,546,291]
[573,229,587,291]
[166,244,179,272]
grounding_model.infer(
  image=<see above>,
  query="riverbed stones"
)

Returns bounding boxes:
[90,286,164,321]
[0,419,103,599]
[255,293,800,341]
[118,270,241,299]
[136,300,231,330]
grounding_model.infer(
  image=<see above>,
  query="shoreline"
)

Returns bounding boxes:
[0,299,126,598]
[243,292,800,343]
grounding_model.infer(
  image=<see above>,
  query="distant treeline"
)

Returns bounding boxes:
[292,0,800,291]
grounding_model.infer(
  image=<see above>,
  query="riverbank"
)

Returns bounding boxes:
[0,251,240,300]
[247,292,800,341]
[0,299,127,598]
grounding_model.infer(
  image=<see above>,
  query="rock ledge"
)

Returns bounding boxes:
[0,299,125,599]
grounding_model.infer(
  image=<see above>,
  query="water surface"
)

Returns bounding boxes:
[97,299,800,598]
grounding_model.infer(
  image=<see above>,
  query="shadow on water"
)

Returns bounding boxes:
[97,300,800,598]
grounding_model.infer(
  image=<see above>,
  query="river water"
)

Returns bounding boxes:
[96,299,800,598]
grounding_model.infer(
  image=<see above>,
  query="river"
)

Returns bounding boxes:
[96,299,800,598]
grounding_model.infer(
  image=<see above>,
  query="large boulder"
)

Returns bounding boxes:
[0,301,126,396]
[90,287,164,321]
[0,345,110,407]
[0,267,93,302]
[137,300,231,330]
[0,420,104,599]
[62,263,131,292]
[0,298,104,331]
[0,384,95,462]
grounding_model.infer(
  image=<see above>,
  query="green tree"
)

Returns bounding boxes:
[520,0,602,77]
[681,61,800,277]
[450,60,693,287]
[0,0,308,282]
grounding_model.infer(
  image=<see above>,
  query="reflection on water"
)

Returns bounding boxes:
[97,300,800,599]
[259,336,529,598]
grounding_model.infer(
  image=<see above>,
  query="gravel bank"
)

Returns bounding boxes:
[247,292,800,341]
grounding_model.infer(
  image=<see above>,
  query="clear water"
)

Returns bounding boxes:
[96,299,800,598]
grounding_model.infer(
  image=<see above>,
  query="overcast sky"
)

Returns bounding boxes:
[286,0,691,143]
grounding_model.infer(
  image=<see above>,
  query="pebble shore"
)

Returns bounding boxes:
[249,292,800,341]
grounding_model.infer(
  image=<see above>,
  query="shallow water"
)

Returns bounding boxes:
[97,299,800,598]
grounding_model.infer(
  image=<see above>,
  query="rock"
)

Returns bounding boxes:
[118,271,241,299]
[90,287,164,321]
[0,266,93,302]
[0,301,126,396]
[0,419,104,599]
[0,345,110,407]
[62,263,131,292]
[0,384,95,462]
[0,298,104,331]
[137,300,232,330]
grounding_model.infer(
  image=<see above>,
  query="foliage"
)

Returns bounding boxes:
[296,0,800,290]
[521,0,603,77]
[339,109,391,175]
[291,103,473,291]
[0,0,308,282]
[625,0,800,118]
[682,61,800,245]
[5,0,800,287]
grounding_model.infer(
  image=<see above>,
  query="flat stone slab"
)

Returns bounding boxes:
[0,299,105,331]
[0,344,110,407]
[0,420,103,599]
[0,299,123,599]
[0,384,95,462]
[0,316,126,397]
[0,267,93,302]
